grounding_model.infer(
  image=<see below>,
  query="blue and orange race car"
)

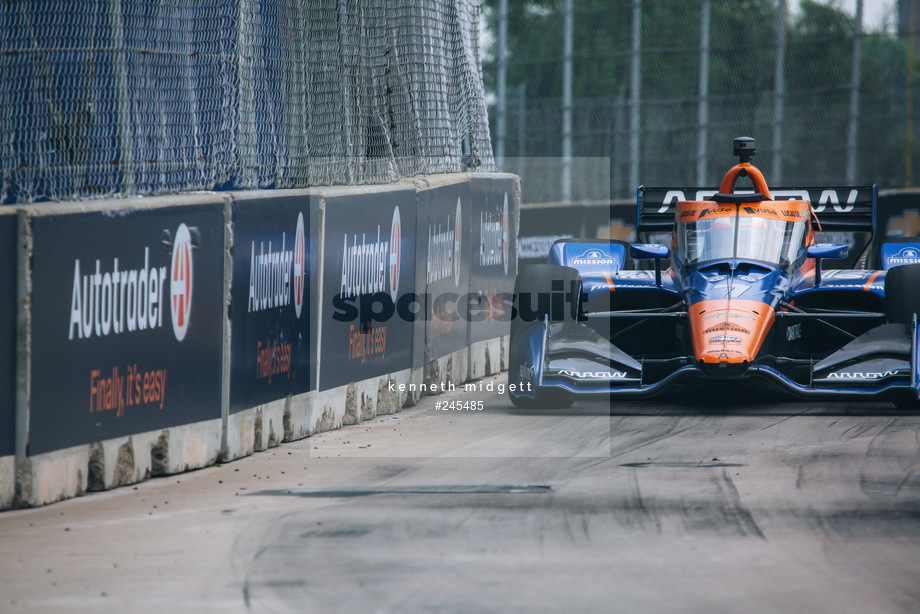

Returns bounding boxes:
[508,137,920,409]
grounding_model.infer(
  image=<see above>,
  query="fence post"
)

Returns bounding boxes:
[629,0,641,192]
[846,0,863,184]
[110,0,134,195]
[772,0,786,183]
[517,83,527,181]
[908,0,917,188]
[562,0,573,204]
[496,0,508,164]
[697,0,711,186]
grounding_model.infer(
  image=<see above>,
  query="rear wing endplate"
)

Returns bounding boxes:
[637,186,877,234]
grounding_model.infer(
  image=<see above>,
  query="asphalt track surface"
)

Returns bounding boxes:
[2,375,920,613]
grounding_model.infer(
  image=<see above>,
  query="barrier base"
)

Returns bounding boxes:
[314,368,414,434]
[470,336,508,380]
[12,420,221,508]
[0,456,13,509]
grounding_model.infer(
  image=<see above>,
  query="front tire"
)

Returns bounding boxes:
[507,264,581,409]
[885,264,920,410]
[510,388,574,409]
[892,391,920,411]
[885,263,920,324]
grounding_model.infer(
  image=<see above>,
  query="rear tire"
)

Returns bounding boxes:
[508,264,581,409]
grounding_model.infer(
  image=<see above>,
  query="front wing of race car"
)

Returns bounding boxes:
[510,308,920,405]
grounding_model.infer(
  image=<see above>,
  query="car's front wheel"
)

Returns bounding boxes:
[507,264,581,409]
[884,263,920,410]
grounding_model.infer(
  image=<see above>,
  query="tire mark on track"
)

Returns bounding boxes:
[622,469,661,535]
[754,407,812,432]
[607,416,699,460]
[561,508,593,545]
[842,417,895,442]
[856,417,920,502]
[865,417,903,450]
[896,469,917,494]
[713,471,765,540]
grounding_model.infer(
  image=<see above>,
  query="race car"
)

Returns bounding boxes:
[508,137,920,409]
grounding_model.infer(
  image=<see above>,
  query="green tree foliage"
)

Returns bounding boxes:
[483,0,909,191]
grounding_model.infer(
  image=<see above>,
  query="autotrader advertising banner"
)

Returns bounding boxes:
[0,213,16,457]
[422,181,472,361]
[412,192,429,370]
[470,176,517,344]
[230,195,314,412]
[28,204,224,456]
[320,189,416,391]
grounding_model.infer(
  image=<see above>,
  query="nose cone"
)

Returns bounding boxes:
[689,299,775,364]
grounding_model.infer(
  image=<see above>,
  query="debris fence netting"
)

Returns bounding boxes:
[0,0,494,204]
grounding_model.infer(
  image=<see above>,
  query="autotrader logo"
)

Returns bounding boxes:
[479,196,507,273]
[426,202,457,285]
[389,207,401,302]
[454,197,462,287]
[170,223,193,342]
[340,212,395,299]
[294,213,306,318]
[503,193,510,275]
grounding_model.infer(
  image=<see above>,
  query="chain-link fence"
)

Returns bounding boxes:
[485,0,912,203]
[0,0,494,205]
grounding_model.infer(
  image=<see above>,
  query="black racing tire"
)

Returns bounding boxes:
[508,264,581,409]
[885,264,920,410]
[892,391,920,411]
[885,263,920,325]
[509,388,574,410]
[509,263,582,336]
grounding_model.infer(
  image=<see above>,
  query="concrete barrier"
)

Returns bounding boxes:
[0,208,15,509]
[13,195,227,506]
[468,173,519,380]
[221,189,320,460]
[3,173,520,509]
